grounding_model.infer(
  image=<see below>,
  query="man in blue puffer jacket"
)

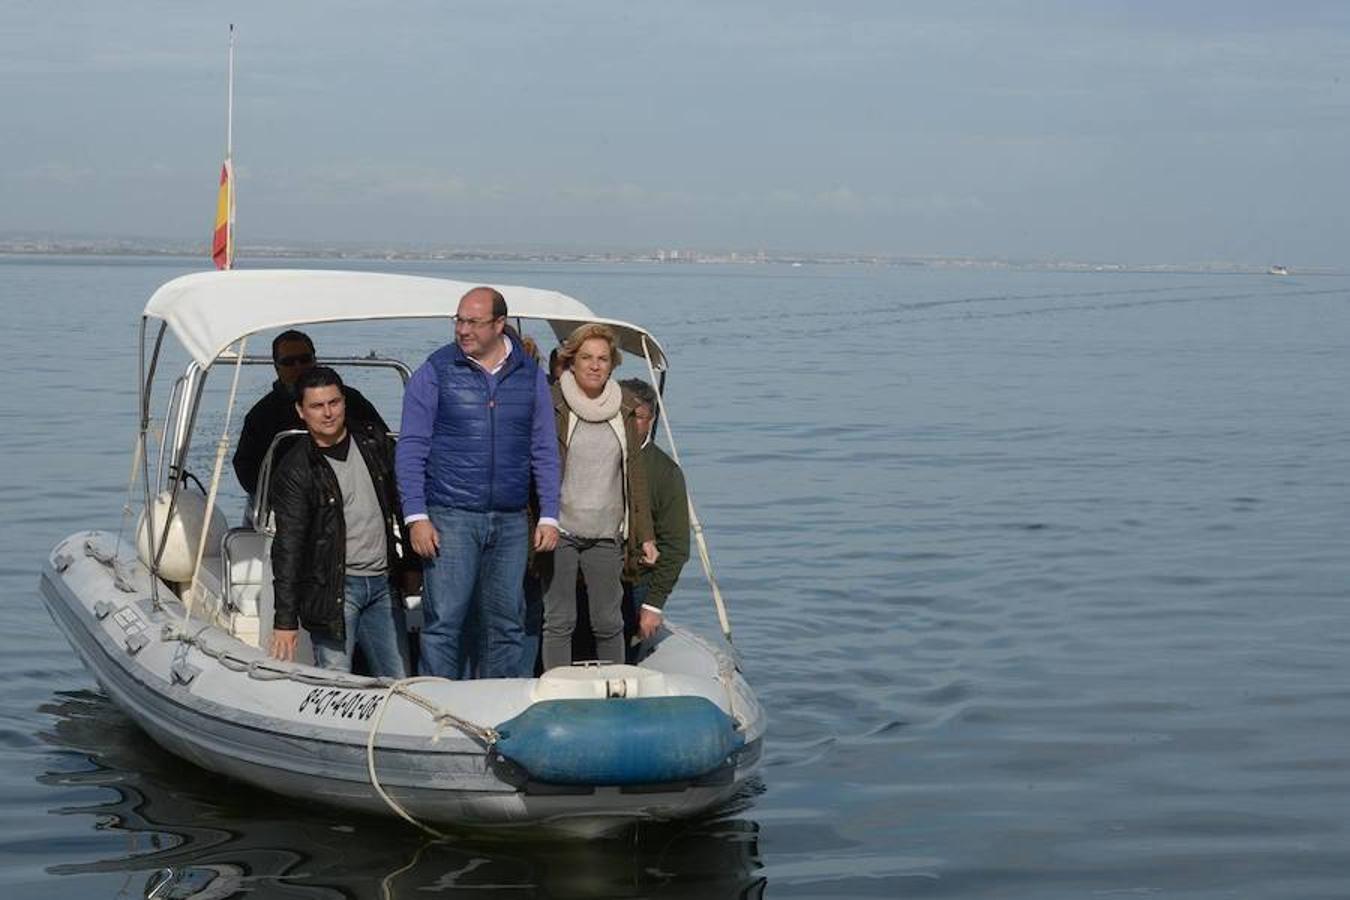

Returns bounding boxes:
[396,286,561,678]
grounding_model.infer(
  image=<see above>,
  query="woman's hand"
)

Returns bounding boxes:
[640,540,659,566]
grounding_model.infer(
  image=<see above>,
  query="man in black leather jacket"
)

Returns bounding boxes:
[233,329,389,497]
[269,366,410,676]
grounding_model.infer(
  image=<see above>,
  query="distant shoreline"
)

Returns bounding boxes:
[0,243,1338,276]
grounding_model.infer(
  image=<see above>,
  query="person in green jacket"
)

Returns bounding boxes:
[619,378,691,642]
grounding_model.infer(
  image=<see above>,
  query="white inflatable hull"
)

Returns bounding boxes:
[40,531,764,836]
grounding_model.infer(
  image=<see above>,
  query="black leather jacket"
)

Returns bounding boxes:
[269,422,406,639]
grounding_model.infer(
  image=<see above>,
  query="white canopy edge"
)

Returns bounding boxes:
[143,269,668,370]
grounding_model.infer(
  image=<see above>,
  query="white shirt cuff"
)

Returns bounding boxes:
[538,517,559,529]
[404,513,430,525]
[641,604,664,615]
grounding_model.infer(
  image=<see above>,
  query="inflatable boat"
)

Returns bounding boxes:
[39,269,764,836]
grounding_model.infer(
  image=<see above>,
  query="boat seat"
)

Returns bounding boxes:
[220,527,316,663]
[222,527,269,616]
[532,664,670,701]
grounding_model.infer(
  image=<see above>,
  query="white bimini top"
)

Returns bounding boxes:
[142,269,668,371]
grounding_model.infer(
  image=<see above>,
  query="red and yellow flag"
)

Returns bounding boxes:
[211,159,234,270]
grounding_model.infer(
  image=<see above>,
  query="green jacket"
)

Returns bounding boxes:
[636,441,690,609]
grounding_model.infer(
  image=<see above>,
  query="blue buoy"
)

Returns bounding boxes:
[494,697,743,785]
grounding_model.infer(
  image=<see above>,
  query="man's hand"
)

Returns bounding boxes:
[638,607,663,640]
[534,523,559,552]
[640,540,659,566]
[410,519,440,558]
[271,628,299,661]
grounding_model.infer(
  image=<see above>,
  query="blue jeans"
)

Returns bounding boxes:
[461,573,541,678]
[419,506,529,679]
[311,574,410,678]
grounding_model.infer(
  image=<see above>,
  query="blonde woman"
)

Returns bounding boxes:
[542,323,658,668]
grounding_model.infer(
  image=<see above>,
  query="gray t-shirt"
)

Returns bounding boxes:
[322,437,388,576]
[559,419,624,539]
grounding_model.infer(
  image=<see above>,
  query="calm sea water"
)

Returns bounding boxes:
[2,255,1348,898]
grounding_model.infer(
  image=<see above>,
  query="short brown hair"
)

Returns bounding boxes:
[559,323,622,369]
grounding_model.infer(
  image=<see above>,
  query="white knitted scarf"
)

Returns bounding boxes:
[560,370,622,423]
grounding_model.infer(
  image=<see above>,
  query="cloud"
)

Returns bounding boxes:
[553,182,699,210]
[762,185,984,217]
[20,162,97,185]
[257,164,476,202]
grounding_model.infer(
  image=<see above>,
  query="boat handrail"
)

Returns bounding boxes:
[160,355,409,497]
[153,375,185,497]
[251,428,308,531]
[147,365,206,581]
[140,351,413,621]
[212,353,414,385]
[248,426,403,533]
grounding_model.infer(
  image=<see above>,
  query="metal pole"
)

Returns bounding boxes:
[225,24,236,267]
[138,319,162,609]
[226,25,234,159]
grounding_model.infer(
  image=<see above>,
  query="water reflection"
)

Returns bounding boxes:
[37,690,766,899]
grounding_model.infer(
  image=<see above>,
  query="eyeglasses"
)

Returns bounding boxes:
[453,315,502,329]
[276,353,315,367]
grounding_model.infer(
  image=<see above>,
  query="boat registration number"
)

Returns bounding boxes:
[298,688,383,721]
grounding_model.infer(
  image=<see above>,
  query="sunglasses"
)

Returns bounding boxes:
[277,353,315,367]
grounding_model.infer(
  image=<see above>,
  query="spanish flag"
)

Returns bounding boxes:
[211,159,234,270]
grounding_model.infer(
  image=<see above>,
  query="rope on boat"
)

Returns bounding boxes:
[674,623,744,729]
[715,651,742,728]
[164,627,381,688]
[163,627,498,839]
[84,538,137,594]
[639,336,734,643]
[364,676,500,840]
[183,338,249,629]
[172,623,503,736]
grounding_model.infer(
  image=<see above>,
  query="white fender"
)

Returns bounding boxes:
[136,489,229,582]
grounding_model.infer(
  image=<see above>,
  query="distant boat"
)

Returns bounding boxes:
[1268,265,1290,276]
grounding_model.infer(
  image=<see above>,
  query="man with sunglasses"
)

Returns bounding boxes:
[396,287,560,679]
[233,330,389,499]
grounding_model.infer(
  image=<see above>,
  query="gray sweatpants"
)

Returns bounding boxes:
[542,534,624,669]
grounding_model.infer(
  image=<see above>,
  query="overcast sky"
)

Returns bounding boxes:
[4,1,1349,265]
